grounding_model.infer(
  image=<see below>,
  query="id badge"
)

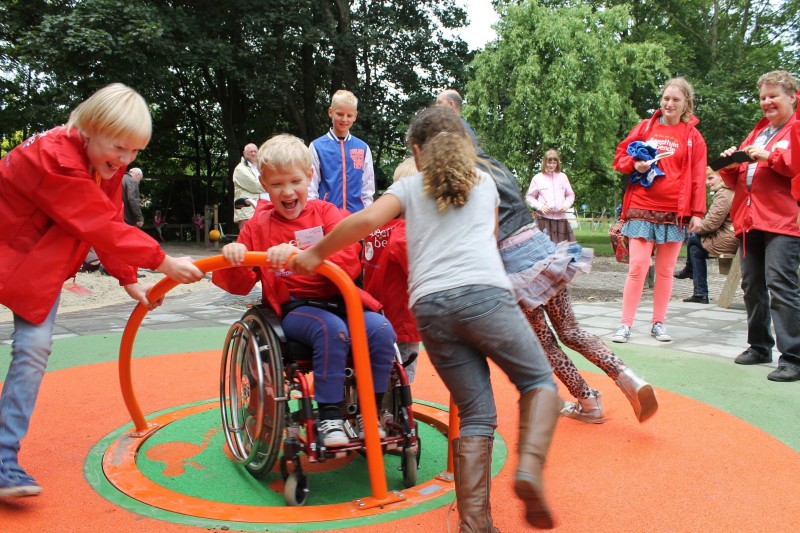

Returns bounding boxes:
[294,226,324,249]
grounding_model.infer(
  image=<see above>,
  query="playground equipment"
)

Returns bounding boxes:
[117,253,429,511]
[220,304,420,506]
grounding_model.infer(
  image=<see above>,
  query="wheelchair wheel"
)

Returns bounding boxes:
[220,308,286,478]
[283,471,309,506]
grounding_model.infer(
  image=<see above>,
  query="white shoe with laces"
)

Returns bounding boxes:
[612,324,630,343]
[651,322,671,342]
[319,418,349,447]
[356,413,387,440]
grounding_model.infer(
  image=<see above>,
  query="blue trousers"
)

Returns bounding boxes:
[0,297,58,481]
[412,285,555,438]
[686,233,710,298]
[739,231,800,370]
[281,306,396,404]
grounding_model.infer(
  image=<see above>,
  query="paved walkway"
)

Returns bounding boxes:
[0,242,764,368]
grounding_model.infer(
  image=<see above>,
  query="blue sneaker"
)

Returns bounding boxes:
[0,466,42,498]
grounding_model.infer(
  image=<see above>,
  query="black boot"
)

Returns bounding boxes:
[673,265,692,279]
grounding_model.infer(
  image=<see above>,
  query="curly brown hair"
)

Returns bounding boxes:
[407,106,478,212]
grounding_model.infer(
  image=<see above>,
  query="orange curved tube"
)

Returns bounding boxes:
[118,252,390,501]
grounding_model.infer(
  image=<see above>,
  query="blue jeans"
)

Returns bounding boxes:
[739,231,800,369]
[412,285,555,438]
[0,297,58,479]
[686,233,709,298]
[281,306,395,404]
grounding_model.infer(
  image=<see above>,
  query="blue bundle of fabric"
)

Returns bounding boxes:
[627,141,664,188]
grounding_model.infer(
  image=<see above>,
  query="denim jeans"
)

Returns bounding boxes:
[0,297,58,478]
[687,233,710,298]
[739,231,800,369]
[281,306,395,404]
[413,285,555,438]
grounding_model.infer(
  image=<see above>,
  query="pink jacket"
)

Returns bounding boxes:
[525,172,575,220]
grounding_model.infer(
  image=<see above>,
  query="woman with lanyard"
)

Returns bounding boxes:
[611,77,707,344]
[719,70,799,382]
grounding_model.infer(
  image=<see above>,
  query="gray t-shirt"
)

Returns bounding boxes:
[386,169,512,307]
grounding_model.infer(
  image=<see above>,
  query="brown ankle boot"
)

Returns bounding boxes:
[453,436,500,533]
[515,387,560,529]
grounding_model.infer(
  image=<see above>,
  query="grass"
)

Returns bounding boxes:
[573,224,687,258]
[574,226,614,256]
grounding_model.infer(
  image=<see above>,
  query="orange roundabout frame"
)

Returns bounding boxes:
[105,253,461,522]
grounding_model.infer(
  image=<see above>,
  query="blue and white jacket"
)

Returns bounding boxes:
[309,129,374,213]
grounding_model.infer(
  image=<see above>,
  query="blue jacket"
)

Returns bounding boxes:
[309,129,374,213]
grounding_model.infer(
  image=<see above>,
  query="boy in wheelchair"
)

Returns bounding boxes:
[212,134,396,448]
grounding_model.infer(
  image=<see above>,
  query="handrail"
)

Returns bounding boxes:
[118,252,390,501]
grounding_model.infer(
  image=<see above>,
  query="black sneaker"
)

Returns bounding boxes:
[683,295,709,304]
[673,267,692,279]
[734,348,772,365]
[767,366,800,382]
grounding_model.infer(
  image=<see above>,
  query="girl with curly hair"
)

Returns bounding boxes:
[286,105,562,530]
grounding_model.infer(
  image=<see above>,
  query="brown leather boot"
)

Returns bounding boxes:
[453,436,500,533]
[515,387,560,529]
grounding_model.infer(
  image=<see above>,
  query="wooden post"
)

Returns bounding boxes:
[717,248,742,308]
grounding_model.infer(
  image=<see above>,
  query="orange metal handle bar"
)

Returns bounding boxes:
[118,252,389,500]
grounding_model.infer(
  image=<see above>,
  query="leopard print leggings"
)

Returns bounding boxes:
[524,287,624,399]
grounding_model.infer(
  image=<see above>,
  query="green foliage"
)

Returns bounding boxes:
[1,0,469,224]
[466,2,669,212]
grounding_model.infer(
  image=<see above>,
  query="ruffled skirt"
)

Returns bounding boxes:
[499,225,593,309]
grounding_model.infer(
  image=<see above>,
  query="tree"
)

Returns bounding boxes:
[467,2,669,211]
[2,0,470,224]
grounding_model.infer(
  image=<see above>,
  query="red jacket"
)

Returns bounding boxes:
[792,91,800,201]
[719,114,799,240]
[212,200,381,317]
[0,127,166,324]
[362,219,419,343]
[613,111,707,222]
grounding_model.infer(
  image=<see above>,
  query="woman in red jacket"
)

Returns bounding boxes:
[719,70,799,382]
[0,84,204,498]
[611,77,707,344]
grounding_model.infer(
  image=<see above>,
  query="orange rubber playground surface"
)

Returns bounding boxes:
[1,342,800,532]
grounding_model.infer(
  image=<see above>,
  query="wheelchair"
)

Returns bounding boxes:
[219,304,421,506]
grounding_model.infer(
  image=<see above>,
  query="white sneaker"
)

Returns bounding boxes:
[612,324,630,343]
[356,413,387,440]
[319,419,349,447]
[651,322,671,342]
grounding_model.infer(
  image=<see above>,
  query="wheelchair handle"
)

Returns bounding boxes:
[118,252,393,503]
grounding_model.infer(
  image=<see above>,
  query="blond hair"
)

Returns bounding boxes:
[757,70,798,98]
[66,83,151,146]
[330,89,358,109]
[257,134,312,171]
[661,77,695,123]
[541,149,562,173]
[407,106,478,212]
[392,157,418,182]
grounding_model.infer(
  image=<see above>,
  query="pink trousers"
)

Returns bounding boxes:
[621,238,682,326]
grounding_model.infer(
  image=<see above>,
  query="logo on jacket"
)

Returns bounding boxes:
[350,149,365,169]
